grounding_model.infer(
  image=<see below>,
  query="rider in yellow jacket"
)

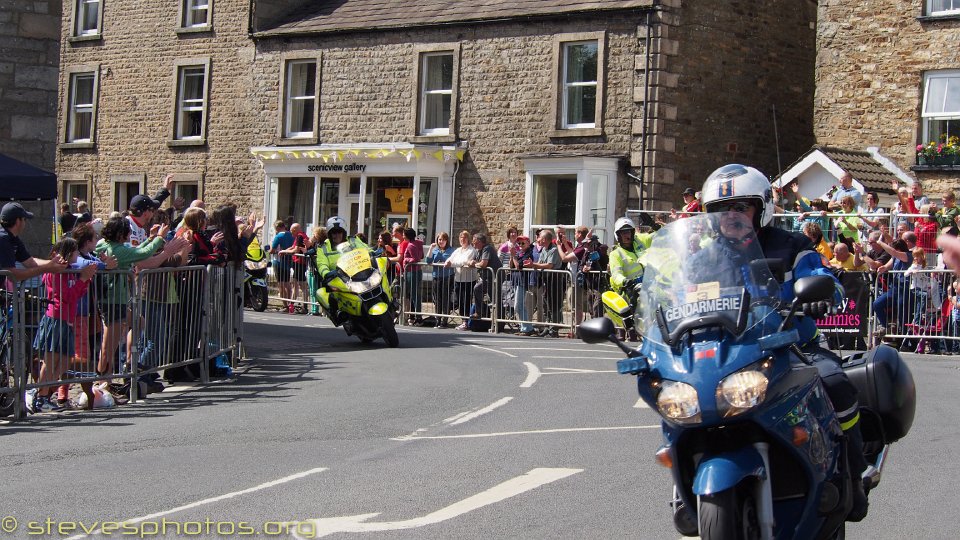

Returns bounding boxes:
[315,216,370,323]
[608,217,654,290]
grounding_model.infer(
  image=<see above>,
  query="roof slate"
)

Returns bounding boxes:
[258,0,654,36]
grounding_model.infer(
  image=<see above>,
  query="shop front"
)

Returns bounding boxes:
[251,143,462,244]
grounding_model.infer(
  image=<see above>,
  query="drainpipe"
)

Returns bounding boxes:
[637,7,655,210]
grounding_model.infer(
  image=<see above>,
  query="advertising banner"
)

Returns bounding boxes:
[815,272,871,351]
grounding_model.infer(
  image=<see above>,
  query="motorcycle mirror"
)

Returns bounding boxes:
[579,317,616,344]
[793,275,835,304]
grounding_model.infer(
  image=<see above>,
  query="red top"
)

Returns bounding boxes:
[43,272,89,323]
[914,219,938,251]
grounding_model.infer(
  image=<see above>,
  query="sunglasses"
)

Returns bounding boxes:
[715,201,753,213]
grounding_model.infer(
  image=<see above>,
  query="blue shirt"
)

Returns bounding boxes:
[830,185,862,208]
[270,231,293,260]
[425,246,455,278]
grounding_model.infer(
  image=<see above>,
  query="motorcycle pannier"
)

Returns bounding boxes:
[842,344,916,443]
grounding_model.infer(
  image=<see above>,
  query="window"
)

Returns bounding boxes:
[921,71,960,143]
[111,175,144,212]
[532,175,578,227]
[67,73,95,143]
[172,60,210,143]
[562,41,598,129]
[284,60,317,138]
[74,0,101,36]
[182,0,210,27]
[522,157,618,243]
[928,0,960,16]
[419,52,453,135]
[61,181,90,208]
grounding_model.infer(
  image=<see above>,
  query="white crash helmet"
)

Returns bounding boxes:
[701,164,775,228]
[614,217,637,234]
[325,216,347,235]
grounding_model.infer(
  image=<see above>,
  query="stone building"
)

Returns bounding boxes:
[1,0,60,171]
[816,0,960,197]
[57,0,817,243]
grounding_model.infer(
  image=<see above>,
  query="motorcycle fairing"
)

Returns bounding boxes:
[692,446,766,495]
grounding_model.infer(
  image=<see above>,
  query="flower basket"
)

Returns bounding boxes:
[935,155,954,166]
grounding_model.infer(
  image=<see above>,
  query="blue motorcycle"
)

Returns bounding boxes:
[580,215,915,539]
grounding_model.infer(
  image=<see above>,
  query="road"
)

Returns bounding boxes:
[0,311,955,539]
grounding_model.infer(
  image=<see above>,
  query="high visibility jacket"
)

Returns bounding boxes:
[315,236,370,277]
[609,234,653,289]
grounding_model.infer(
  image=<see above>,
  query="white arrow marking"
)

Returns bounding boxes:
[392,424,661,441]
[469,344,518,358]
[634,398,650,409]
[542,367,618,374]
[292,468,582,538]
[520,362,541,387]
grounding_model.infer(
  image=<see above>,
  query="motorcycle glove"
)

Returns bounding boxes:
[801,301,831,318]
[322,271,339,285]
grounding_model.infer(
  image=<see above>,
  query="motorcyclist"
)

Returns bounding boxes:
[314,216,370,325]
[699,164,869,522]
[608,217,653,341]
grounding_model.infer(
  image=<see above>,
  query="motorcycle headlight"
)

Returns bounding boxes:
[717,368,769,418]
[656,380,701,424]
[345,270,382,293]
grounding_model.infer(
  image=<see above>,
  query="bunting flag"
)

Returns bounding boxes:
[251,146,464,163]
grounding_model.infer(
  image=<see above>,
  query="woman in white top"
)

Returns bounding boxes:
[905,247,941,328]
[445,230,478,329]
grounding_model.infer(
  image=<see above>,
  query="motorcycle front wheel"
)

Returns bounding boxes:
[248,285,268,312]
[698,486,761,540]
[380,313,399,348]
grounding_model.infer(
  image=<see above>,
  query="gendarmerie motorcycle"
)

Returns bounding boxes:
[580,215,915,539]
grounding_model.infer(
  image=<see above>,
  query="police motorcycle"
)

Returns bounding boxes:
[601,217,647,338]
[315,241,399,347]
[243,235,269,312]
[579,214,915,539]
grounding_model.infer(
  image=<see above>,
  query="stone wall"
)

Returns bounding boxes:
[816,0,958,197]
[639,0,818,210]
[56,0,260,213]
[1,0,60,171]
[252,14,644,237]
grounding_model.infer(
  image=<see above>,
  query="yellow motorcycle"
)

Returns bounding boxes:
[602,278,643,339]
[315,243,399,347]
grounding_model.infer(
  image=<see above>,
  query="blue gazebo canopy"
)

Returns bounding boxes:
[0,153,57,201]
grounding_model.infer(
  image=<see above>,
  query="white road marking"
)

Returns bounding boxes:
[542,367,618,374]
[634,398,650,409]
[469,344,518,358]
[520,362,541,388]
[292,468,583,538]
[501,347,598,351]
[447,397,513,425]
[63,467,328,540]
[398,327,434,333]
[531,356,624,360]
[392,425,660,441]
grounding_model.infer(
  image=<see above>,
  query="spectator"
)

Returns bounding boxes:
[948,278,959,353]
[497,226,519,322]
[680,187,701,216]
[872,236,913,335]
[425,232,455,328]
[828,171,863,211]
[269,220,294,312]
[579,235,609,319]
[75,200,93,225]
[905,247,944,352]
[29,238,98,412]
[497,226,519,268]
[58,203,77,237]
[399,228,424,325]
[937,191,959,233]
[305,227,327,315]
[834,195,861,250]
[859,192,885,235]
[794,187,831,235]
[529,229,564,338]
[391,222,405,246]
[285,223,310,314]
[126,174,174,247]
[509,235,537,336]
[375,230,398,285]
[180,208,224,266]
[830,242,867,271]
[557,225,591,323]
[863,231,892,271]
[465,232,501,326]
[0,202,67,282]
[445,230,477,330]
[914,204,939,265]
[94,216,186,384]
[802,221,833,262]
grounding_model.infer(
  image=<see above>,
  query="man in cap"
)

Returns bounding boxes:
[0,202,67,281]
[681,187,701,214]
[126,174,175,246]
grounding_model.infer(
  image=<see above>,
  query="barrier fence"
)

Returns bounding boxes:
[1,264,242,420]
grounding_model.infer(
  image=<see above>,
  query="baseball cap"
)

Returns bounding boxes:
[516,235,530,243]
[682,187,696,196]
[0,202,34,222]
[130,194,161,212]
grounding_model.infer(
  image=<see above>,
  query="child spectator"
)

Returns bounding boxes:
[28,238,97,412]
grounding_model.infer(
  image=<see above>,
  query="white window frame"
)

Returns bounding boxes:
[418,52,454,136]
[74,0,101,37]
[921,70,960,143]
[67,73,96,143]
[927,0,960,16]
[110,174,145,213]
[59,176,92,211]
[521,157,619,243]
[170,58,211,144]
[183,0,210,28]
[562,40,599,129]
[284,59,318,139]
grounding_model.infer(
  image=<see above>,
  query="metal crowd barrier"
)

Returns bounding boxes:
[265,253,319,314]
[206,265,244,368]
[869,268,959,354]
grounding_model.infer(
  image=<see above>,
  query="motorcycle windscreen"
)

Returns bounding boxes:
[636,213,783,346]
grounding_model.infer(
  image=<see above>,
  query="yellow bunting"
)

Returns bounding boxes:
[432,150,444,160]
[455,150,465,161]
[412,149,422,160]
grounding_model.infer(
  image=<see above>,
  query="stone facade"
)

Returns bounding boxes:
[1,0,61,171]
[56,0,817,240]
[816,0,959,197]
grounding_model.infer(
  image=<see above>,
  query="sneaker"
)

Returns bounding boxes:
[455,323,468,331]
[34,396,61,413]
[287,304,296,314]
[57,398,75,410]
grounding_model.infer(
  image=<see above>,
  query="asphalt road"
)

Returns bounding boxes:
[0,311,956,539]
